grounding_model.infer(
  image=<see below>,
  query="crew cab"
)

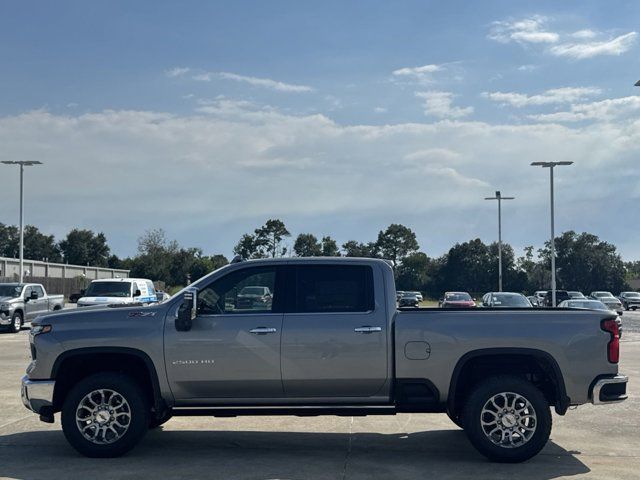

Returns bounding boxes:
[21,258,627,463]
[0,283,64,333]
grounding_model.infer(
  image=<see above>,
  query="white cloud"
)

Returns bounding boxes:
[489,17,637,60]
[374,107,387,113]
[2,102,640,259]
[550,32,637,59]
[517,64,538,72]
[488,16,559,44]
[483,87,602,107]
[392,64,443,84]
[529,95,640,122]
[415,91,473,118]
[193,71,313,92]
[165,67,190,78]
[571,29,597,39]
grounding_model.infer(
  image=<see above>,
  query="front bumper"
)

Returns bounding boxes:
[21,375,55,414]
[591,374,628,405]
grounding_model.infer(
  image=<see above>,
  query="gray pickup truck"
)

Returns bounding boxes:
[0,283,64,333]
[21,258,627,462]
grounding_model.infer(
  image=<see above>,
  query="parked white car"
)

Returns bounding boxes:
[77,278,157,308]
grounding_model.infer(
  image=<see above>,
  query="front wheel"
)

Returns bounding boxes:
[463,375,552,463]
[10,311,23,333]
[61,373,149,457]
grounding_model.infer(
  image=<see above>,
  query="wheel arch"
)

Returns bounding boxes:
[447,348,569,416]
[51,347,165,416]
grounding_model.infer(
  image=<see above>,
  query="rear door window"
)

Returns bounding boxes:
[295,265,374,313]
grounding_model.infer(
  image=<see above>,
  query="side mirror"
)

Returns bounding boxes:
[80,289,86,296]
[29,291,39,301]
[175,288,197,332]
[133,289,141,297]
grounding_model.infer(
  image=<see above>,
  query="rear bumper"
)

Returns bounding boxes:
[591,374,628,405]
[21,375,55,414]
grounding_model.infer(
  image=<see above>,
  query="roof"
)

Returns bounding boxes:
[90,278,146,283]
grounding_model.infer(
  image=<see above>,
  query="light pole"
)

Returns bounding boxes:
[1,161,43,282]
[485,191,514,291]
[530,161,573,306]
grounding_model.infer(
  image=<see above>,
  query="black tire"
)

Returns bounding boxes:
[10,311,23,333]
[447,410,464,429]
[463,375,552,463]
[149,411,172,429]
[61,373,149,458]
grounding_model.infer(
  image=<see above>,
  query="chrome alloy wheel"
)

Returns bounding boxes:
[480,392,537,448]
[75,389,132,444]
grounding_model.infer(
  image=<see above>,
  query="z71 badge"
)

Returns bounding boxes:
[128,311,157,317]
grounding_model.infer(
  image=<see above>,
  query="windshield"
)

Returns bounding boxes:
[568,291,585,298]
[84,281,132,298]
[0,285,21,298]
[493,294,531,307]
[594,292,614,298]
[446,293,472,301]
[624,292,640,298]
[566,300,608,310]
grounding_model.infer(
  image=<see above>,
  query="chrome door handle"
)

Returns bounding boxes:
[354,326,382,333]
[249,327,277,334]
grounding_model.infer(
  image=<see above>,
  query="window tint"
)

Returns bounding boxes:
[33,285,44,297]
[198,267,276,315]
[295,265,373,313]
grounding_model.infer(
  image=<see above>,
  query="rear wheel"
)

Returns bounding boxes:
[463,375,551,463]
[61,373,149,457]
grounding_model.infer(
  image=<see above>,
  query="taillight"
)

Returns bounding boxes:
[601,319,620,363]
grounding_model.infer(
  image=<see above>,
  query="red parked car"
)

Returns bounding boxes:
[439,291,476,308]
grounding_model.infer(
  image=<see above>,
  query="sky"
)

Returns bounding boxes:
[0,0,639,261]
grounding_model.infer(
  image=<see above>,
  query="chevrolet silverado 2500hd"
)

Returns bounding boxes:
[21,258,627,462]
[0,283,64,333]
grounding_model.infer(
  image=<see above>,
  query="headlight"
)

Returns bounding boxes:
[30,324,52,336]
[0,303,9,310]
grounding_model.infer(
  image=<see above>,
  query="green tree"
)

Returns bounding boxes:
[396,252,431,291]
[294,233,322,257]
[0,223,19,257]
[254,219,290,258]
[0,223,62,261]
[376,224,419,266]
[321,236,340,256]
[233,233,266,259]
[342,240,380,258]
[537,231,627,293]
[59,229,110,267]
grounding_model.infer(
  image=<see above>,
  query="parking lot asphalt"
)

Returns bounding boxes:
[1,311,638,480]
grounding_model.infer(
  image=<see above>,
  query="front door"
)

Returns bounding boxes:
[23,286,40,320]
[281,264,389,398]
[164,265,284,403]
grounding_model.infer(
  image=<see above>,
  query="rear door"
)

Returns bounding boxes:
[281,264,389,398]
[164,265,284,401]
[32,285,48,315]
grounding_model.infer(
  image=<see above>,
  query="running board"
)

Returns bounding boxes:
[171,405,398,417]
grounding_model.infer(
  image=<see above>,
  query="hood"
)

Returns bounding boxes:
[78,296,131,306]
[0,296,20,304]
[31,301,167,328]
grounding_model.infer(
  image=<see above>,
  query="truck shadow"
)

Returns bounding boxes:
[0,428,589,480]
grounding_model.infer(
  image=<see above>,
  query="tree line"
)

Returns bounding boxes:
[1,220,635,295]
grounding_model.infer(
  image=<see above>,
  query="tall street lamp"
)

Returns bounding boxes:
[530,161,573,306]
[1,160,43,282]
[484,191,514,292]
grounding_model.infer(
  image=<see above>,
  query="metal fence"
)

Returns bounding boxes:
[0,256,130,299]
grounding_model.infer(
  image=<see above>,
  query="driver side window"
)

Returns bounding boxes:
[198,267,277,315]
